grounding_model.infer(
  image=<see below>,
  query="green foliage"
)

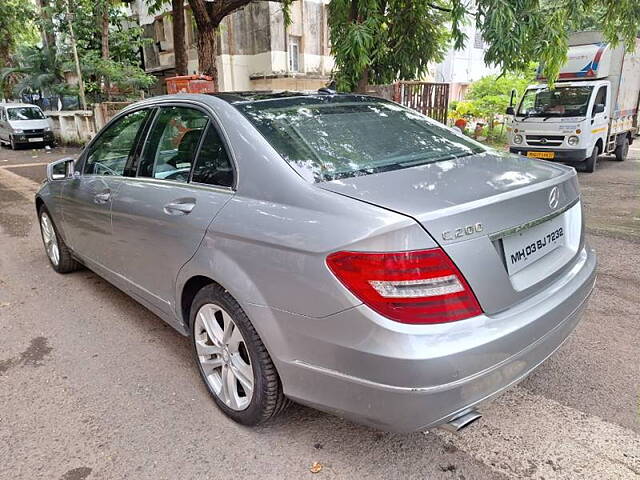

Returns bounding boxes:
[449,69,535,142]
[0,45,65,98]
[78,51,156,94]
[0,0,37,68]
[465,68,536,117]
[50,0,150,67]
[328,0,451,91]
[330,0,640,92]
[449,100,481,119]
[471,0,640,86]
[39,0,156,101]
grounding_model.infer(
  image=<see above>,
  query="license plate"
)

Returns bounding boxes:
[28,137,44,143]
[502,215,565,275]
[527,151,555,159]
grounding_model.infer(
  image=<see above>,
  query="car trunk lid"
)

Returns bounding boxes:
[319,151,583,314]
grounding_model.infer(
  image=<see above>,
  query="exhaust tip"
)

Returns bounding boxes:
[439,409,482,433]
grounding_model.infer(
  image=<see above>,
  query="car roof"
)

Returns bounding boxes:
[120,91,386,118]
[2,103,41,109]
[209,90,340,104]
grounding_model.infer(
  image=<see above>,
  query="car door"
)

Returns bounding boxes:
[590,85,609,145]
[109,105,235,316]
[0,107,7,142]
[61,108,152,266]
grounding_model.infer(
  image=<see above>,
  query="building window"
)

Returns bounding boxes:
[473,31,484,49]
[288,36,300,72]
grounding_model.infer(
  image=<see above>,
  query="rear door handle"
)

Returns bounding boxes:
[164,199,196,215]
[94,190,111,204]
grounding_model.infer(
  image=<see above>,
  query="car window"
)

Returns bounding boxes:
[191,124,234,187]
[7,107,46,120]
[592,86,607,116]
[138,106,208,183]
[84,109,149,176]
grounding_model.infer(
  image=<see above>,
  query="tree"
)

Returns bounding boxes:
[172,0,188,75]
[187,0,292,87]
[0,1,36,69]
[51,0,155,101]
[329,0,640,92]
[146,0,188,76]
[0,45,66,100]
[452,69,535,137]
[328,0,454,92]
[36,0,57,52]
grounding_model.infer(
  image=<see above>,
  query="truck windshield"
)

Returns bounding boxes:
[517,86,593,118]
[7,107,46,120]
[237,97,485,182]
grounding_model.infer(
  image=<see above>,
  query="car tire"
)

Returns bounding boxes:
[190,284,289,426]
[38,206,80,273]
[614,136,629,162]
[584,146,598,173]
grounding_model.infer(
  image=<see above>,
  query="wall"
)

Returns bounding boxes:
[429,20,499,101]
[47,111,96,145]
[131,0,333,92]
[46,101,133,145]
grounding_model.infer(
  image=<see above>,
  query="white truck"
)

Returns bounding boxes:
[507,31,640,172]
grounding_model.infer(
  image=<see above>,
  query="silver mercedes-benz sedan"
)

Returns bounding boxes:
[35,92,596,432]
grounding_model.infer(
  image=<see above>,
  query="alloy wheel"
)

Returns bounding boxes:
[40,212,60,266]
[194,303,254,411]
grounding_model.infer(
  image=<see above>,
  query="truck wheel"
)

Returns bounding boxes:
[614,136,629,161]
[584,147,598,173]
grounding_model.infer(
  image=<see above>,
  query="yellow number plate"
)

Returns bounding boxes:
[527,151,555,159]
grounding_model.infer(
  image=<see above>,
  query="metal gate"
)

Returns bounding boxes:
[392,82,450,124]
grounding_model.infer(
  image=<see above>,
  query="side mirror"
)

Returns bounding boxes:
[505,106,515,115]
[594,103,605,114]
[47,157,74,181]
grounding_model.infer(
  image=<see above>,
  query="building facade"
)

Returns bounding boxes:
[130,0,334,93]
[429,22,499,101]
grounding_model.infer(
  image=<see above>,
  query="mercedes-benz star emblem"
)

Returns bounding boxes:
[540,138,547,144]
[548,186,560,209]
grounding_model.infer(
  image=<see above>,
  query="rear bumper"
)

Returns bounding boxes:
[246,245,597,432]
[510,147,587,162]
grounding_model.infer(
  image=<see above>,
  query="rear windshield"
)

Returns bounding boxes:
[8,107,45,120]
[237,97,485,182]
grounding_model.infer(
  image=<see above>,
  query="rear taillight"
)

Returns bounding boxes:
[326,248,482,324]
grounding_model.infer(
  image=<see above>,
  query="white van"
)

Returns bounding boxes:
[0,103,55,149]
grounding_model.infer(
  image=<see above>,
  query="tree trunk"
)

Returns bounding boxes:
[101,4,109,59]
[355,68,369,93]
[172,0,188,76]
[196,26,218,81]
[101,0,111,100]
[37,0,56,52]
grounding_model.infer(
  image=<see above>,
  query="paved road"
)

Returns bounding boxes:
[0,143,638,480]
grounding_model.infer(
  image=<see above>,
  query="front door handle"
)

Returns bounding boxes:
[94,190,111,204]
[164,199,196,215]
